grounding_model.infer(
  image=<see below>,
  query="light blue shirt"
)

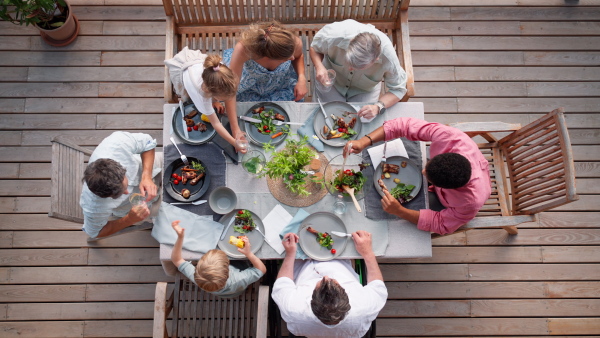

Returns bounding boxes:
[311,19,407,100]
[80,131,159,238]
[179,261,264,298]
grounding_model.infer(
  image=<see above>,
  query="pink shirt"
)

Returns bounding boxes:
[383,118,491,234]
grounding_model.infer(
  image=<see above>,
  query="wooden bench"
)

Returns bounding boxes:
[162,0,414,103]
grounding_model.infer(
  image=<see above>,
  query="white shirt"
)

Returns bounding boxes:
[183,63,215,116]
[80,131,160,238]
[272,260,387,338]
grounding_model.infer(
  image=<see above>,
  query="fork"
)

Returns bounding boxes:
[381,140,388,163]
[170,136,189,166]
[272,120,304,126]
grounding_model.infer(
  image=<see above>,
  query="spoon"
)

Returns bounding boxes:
[343,185,361,212]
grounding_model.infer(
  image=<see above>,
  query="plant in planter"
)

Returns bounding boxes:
[0,0,80,47]
[260,136,318,196]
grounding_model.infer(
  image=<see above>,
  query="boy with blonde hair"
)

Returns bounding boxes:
[171,221,266,297]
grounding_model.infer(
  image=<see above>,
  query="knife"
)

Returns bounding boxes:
[240,115,261,123]
[317,96,333,129]
[179,100,189,139]
[220,214,237,241]
[331,231,352,237]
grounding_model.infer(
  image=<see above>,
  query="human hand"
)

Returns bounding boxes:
[282,233,299,257]
[139,178,157,202]
[314,66,328,86]
[128,204,150,223]
[234,130,249,154]
[352,230,374,258]
[212,101,225,115]
[381,189,403,217]
[344,139,367,157]
[357,104,379,120]
[294,80,308,101]
[237,236,252,255]
[171,220,184,238]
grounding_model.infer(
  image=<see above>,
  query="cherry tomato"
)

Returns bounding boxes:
[331,249,336,254]
[238,210,244,215]
[243,225,248,230]
[263,125,268,130]
[266,130,271,133]
[193,125,199,131]
[171,173,178,179]
[338,127,344,132]
[345,169,352,174]
[173,179,179,185]
[187,126,192,132]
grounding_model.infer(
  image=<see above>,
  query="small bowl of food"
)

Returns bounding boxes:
[208,186,237,214]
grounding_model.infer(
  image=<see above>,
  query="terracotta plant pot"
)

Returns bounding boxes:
[35,0,80,47]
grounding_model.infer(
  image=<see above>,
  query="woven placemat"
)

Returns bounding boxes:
[266,153,329,207]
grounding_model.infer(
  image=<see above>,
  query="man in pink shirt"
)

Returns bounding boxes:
[347,117,491,235]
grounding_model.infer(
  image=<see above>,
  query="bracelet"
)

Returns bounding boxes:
[365,134,373,146]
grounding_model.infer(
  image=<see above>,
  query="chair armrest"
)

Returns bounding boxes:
[51,136,94,156]
[255,285,270,338]
[461,215,537,229]
[153,282,169,338]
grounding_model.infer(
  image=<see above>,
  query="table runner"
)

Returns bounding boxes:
[162,142,226,221]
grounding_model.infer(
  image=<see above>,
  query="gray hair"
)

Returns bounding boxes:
[345,32,381,69]
[84,158,127,198]
[310,278,351,325]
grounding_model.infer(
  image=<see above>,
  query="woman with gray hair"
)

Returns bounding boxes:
[310,19,407,120]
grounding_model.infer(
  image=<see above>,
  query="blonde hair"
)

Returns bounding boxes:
[202,54,237,98]
[240,21,296,60]
[194,249,230,292]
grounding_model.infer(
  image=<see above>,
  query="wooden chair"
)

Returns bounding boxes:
[448,108,579,235]
[162,0,414,103]
[49,136,153,241]
[154,273,269,338]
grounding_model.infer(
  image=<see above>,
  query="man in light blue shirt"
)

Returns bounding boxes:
[80,131,162,238]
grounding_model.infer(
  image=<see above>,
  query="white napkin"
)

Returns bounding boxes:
[367,139,408,170]
[262,204,293,254]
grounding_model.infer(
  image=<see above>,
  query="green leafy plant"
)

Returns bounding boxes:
[260,136,316,196]
[0,0,68,29]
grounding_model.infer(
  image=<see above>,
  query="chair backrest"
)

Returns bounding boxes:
[49,136,93,224]
[498,108,578,215]
[162,0,414,102]
[168,273,268,338]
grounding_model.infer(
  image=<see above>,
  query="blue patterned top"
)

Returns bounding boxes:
[223,48,301,102]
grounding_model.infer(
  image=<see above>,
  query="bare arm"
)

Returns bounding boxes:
[291,37,307,101]
[139,149,157,201]
[309,47,327,85]
[171,221,186,268]
[238,237,267,274]
[352,230,383,283]
[277,233,299,280]
[381,190,420,224]
[229,42,250,82]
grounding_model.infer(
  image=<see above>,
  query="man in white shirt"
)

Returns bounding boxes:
[272,231,387,338]
[80,131,161,238]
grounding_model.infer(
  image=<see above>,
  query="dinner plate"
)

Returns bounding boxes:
[298,212,349,261]
[172,102,217,145]
[243,102,289,147]
[312,101,362,147]
[373,156,422,203]
[323,153,371,202]
[163,156,211,202]
[217,209,265,259]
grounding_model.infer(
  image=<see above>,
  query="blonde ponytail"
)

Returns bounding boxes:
[202,54,237,98]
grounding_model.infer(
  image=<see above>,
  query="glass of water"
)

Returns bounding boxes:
[129,192,147,207]
[235,131,249,152]
[333,194,347,215]
[316,69,336,93]
[242,150,266,176]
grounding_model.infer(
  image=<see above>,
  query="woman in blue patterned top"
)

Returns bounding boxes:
[223,21,307,102]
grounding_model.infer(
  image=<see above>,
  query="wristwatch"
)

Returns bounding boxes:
[375,101,386,115]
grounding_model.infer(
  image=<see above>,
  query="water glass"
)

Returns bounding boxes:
[242,150,266,175]
[316,69,336,93]
[129,193,147,207]
[235,131,249,151]
[333,194,347,215]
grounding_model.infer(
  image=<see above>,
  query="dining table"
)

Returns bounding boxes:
[158,100,432,276]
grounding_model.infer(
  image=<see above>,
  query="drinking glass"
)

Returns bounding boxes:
[129,193,147,207]
[333,194,347,215]
[235,131,249,151]
[316,69,336,93]
[242,150,266,175]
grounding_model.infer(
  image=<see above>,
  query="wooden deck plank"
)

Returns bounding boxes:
[6,302,154,320]
[413,51,524,66]
[0,67,28,81]
[416,82,527,97]
[98,82,163,97]
[0,197,49,213]
[0,115,97,130]
[30,36,165,51]
[380,300,470,317]
[102,21,166,35]
[19,130,162,146]
[377,318,549,336]
[0,214,82,231]
[96,114,163,129]
[71,6,165,21]
[0,321,84,338]
[0,100,25,113]
[411,21,521,35]
[469,264,600,281]
[24,98,164,113]
[0,83,99,98]
[548,318,600,335]
[524,51,600,66]
[17,163,52,179]
[413,67,456,81]
[0,132,21,146]
[0,52,101,66]
[543,246,600,263]
[85,283,163,302]
[450,7,600,21]
[471,299,600,317]
[82,319,153,337]
[455,66,600,80]
[381,264,469,281]
[11,230,158,248]
[381,246,543,264]
[0,249,88,266]
[27,66,162,82]
[465,229,600,246]
[88,248,159,265]
[538,212,600,228]
[0,285,86,302]
[4,266,172,284]
[453,37,600,51]
[100,51,164,66]
[0,164,19,179]
[520,21,600,35]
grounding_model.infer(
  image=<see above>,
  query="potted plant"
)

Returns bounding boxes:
[0,0,80,47]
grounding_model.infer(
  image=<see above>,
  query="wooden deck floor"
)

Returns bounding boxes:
[1,0,599,337]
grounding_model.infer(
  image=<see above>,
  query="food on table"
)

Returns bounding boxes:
[201,114,211,123]
[321,114,357,140]
[262,136,316,196]
[383,163,400,174]
[384,172,391,179]
[229,235,247,249]
[378,179,415,204]
[181,188,191,199]
[232,209,256,234]
[331,248,336,254]
[250,107,289,137]
[332,168,366,195]
[172,161,205,194]
[306,226,334,250]
[185,110,198,119]
[185,118,195,127]
[401,161,408,168]
[310,158,321,171]
[394,178,401,184]
[195,122,207,132]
